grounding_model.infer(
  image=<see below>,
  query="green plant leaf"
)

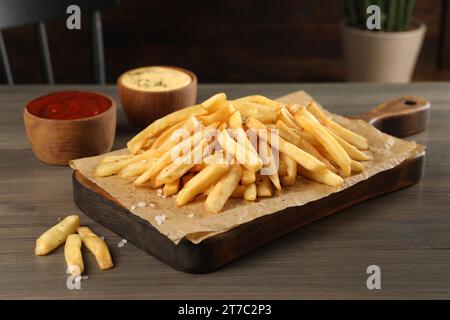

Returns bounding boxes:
[404,0,415,29]
[397,0,406,31]
[387,0,397,31]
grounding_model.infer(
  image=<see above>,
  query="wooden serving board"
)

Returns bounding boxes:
[73,96,430,273]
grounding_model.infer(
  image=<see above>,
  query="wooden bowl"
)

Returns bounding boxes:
[117,66,197,128]
[23,91,116,165]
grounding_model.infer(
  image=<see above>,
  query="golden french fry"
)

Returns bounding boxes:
[294,110,351,177]
[257,175,273,197]
[246,118,326,172]
[218,128,263,173]
[234,101,277,123]
[198,102,235,126]
[35,215,80,256]
[243,183,257,201]
[279,106,302,130]
[95,153,149,177]
[351,160,365,172]
[278,154,288,176]
[205,165,243,214]
[234,95,280,109]
[307,102,368,150]
[228,110,243,129]
[201,93,227,112]
[163,179,180,196]
[151,119,186,150]
[231,185,246,198]
[153,116,200,157]
[119,158,155,178]
[280,153,297,186]
[100,154,132,164]
[65,234,84,276]
[141,137,157,150]
[176,164,229,206]
[256,140,281,191]
[156,140,209,184]
[134,131,202,186]
[323,126,371,161]
[127,104,207,154]
[77,227,113,271]
[298,167,344,187]
[241,169,256,186]
[295,138,338,174]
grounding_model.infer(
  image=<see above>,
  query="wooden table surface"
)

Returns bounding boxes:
[1,83,449,299]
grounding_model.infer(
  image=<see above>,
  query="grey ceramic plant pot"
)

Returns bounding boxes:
[341,18,427,83]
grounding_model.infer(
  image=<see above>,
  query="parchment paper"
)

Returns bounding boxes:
[70,91,424,244]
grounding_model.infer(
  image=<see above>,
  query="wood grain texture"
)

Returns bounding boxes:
[22,94,116,165]
[73,151,425,273]
[0,83,449,298]
[353,96,431,137]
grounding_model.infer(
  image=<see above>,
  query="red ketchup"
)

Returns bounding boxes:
[26,91,112,120]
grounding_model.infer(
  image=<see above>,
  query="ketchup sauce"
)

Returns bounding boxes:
[26,91,112,120]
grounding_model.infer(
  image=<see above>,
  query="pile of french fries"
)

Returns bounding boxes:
[95,93,370,214]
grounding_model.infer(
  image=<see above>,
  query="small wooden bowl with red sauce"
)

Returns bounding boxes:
[23,91,116,165]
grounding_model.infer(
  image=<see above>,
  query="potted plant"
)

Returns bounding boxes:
[341,0,426,83]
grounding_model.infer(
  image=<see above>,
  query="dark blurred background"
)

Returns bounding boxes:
[1,0,449,84]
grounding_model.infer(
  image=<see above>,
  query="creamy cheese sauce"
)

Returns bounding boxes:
[121,67,192,92]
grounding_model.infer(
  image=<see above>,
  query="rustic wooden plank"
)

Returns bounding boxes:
[0,83,449,298]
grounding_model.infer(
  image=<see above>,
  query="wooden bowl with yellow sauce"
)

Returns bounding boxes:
[117,66,197,128]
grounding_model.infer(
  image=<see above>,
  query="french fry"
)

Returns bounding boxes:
[163,179,180,196]
[323,126,371,161]
[231,185,246,198]
[279,106,302,130]
[228,110,243,129]
[155,140,209,184]
[243,183,257,201]
[119,158,156,178]
[201,93,227,112]
[35,215,80,256]
[95,153,149,177]
[198,102,235,126]
[280,153,297,186]
[234,101,277,123]
[77,227,113,270]
[351,160,365,172]
[307,102,368,150]
[278,154,288,176]
[246,118,326,172]
[127,104,207,154]
[153,116,201,157]
[234,95,280,109]
[100,154,132,164]
[205,165,243,213]
[257,175,273,197]
[257,140,281,191]
[241,169,256,186]
[151,119,187,150]
[218,128,263,172]
[298,167,344,187]
[176,164,229,206]
[134,131,202,186]
[294,109,351,177]
[65,234,84,276]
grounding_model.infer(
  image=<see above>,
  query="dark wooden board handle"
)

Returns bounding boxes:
[351,96,431,138]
